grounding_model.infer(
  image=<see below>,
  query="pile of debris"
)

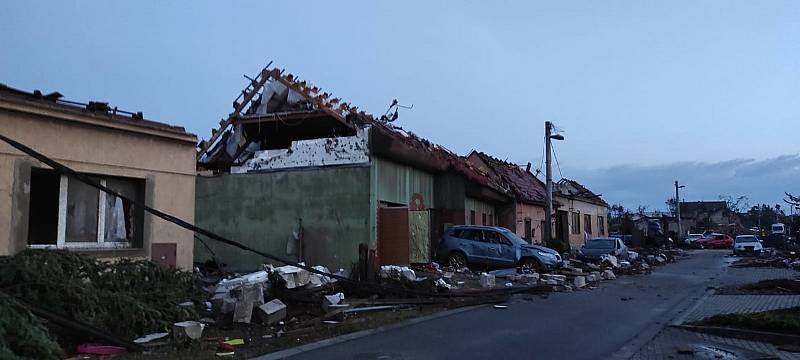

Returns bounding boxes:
[730,250,800,269]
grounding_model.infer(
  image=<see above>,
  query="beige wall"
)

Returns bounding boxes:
[0,101,197,269]
[557,196,609,249]
[513,203,547,244]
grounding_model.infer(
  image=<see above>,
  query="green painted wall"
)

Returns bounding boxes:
[195,165,371,272]
[368,157,435,249]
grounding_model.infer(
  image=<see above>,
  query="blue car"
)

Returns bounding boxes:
[438,225,562,272]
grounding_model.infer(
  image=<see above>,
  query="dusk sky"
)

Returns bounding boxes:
[2,1,798,211]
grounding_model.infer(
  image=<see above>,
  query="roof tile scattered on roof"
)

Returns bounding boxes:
[474,152,546,204]
[556,178,607,206]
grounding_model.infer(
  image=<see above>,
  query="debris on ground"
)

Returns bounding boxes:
[0,250,203,357]
[730,250,800,269]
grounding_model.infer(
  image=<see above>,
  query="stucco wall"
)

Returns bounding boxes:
[0,106,197,268]
[194,166,371,272]
[513,203,547,244]
[557,197,609,249]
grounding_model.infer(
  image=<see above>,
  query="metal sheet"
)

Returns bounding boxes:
[373,157,434,208]
[378,207,409,265]
[409,210,430,263]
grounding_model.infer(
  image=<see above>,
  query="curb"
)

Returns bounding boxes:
[250,304,483,360]
[669,287,715,326]
[673,324,800,346]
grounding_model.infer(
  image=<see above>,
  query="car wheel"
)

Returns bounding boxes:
[448,252,467,269]
[520,258,542,274]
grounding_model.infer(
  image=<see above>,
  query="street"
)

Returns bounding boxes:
[285,251,731,360]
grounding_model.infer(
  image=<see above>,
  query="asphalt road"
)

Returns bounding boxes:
[285,250,729,360]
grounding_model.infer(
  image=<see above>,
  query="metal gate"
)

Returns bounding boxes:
[378,207,410,265]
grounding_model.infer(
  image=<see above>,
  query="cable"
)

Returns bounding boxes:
[552,142,564,179]
[0,132,540,299]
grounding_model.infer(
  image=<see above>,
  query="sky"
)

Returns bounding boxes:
[2,1,799,211]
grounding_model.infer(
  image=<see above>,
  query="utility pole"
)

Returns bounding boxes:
[675,181,685,241]
[544,121,564,248]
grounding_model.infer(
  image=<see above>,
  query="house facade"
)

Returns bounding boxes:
[677,201,741,234]
[0,84,198,268]
[466,151,548,244]
[554,178,609,250]
[194,68,510,272]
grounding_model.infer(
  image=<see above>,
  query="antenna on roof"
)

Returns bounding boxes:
[380,99,413,123]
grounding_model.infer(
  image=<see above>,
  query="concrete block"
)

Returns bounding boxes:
[573,276,586,288]
[480,273,496,288]
[322,293,345,311]
[258,299,287,325]
[602,270,616,280]
[172,321,204,343]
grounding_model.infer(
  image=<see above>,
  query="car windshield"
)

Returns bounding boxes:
[499,229,529,246]
[736,236,758,243]
[585,239,615,249]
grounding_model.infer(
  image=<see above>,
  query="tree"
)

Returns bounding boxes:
[635,205,649,216]
[718,195,749,213]
[665,197,677,217]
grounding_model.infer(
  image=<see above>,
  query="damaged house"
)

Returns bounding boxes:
[553,178,609,250]
[0,84,198,268]
[195,67,512,272]
[677,201,742,234]
[466,151,549,244]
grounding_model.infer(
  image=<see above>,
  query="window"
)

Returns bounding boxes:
[482,213,487,226]
[540,221,546,243]
[470,210,476,225]
[27,169,144,249]
[598,216,605,236]
[524,218,532,241]
[571,211,581,235]
[584,214,592,235]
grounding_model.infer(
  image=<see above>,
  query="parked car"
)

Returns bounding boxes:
[438,225,562,272]
[695,233,734,249]
[732,235,763,256]
[577,237,629,261]
[683,233,704,246]
[609,233,633,246]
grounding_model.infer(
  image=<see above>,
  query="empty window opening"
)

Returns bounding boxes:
[27,168,60,245]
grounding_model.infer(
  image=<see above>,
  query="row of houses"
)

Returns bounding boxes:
[0,68,608,272]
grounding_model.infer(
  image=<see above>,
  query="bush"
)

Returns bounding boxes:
[0,250,205,343]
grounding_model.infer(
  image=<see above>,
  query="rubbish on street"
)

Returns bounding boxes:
[172,321,205,342]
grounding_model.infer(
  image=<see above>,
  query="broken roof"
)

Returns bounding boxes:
[555,178,608,207]
[0,83,195,142]
[470,151,546,205]
[679,201,729,215]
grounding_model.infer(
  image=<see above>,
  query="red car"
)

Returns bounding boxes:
[696,233,734,249]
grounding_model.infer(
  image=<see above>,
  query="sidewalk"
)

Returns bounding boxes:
[630,260,800,360]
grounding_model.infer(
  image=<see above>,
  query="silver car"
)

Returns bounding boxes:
[438,225,562,272]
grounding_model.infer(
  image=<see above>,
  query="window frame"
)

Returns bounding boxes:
[584,214,592,235]
[571,211,581,235]
[599,216,605,235]
[27,174,141,250]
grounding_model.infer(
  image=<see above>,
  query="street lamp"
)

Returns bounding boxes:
[675,181,685,241]
[544,121,564,249]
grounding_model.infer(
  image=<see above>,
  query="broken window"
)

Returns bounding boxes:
[598,216,605,236]
[27,170,144,249]
[524,218,532,241]
[571,212,581,235]
[27,168,60,245]
[584,214,592,236]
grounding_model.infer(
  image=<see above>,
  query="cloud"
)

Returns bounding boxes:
[564,154,800,211]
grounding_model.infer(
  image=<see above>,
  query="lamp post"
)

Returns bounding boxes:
[675,181,685,241]
[544,121,564,248]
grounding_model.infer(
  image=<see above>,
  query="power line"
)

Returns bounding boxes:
[552,142,564,179]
